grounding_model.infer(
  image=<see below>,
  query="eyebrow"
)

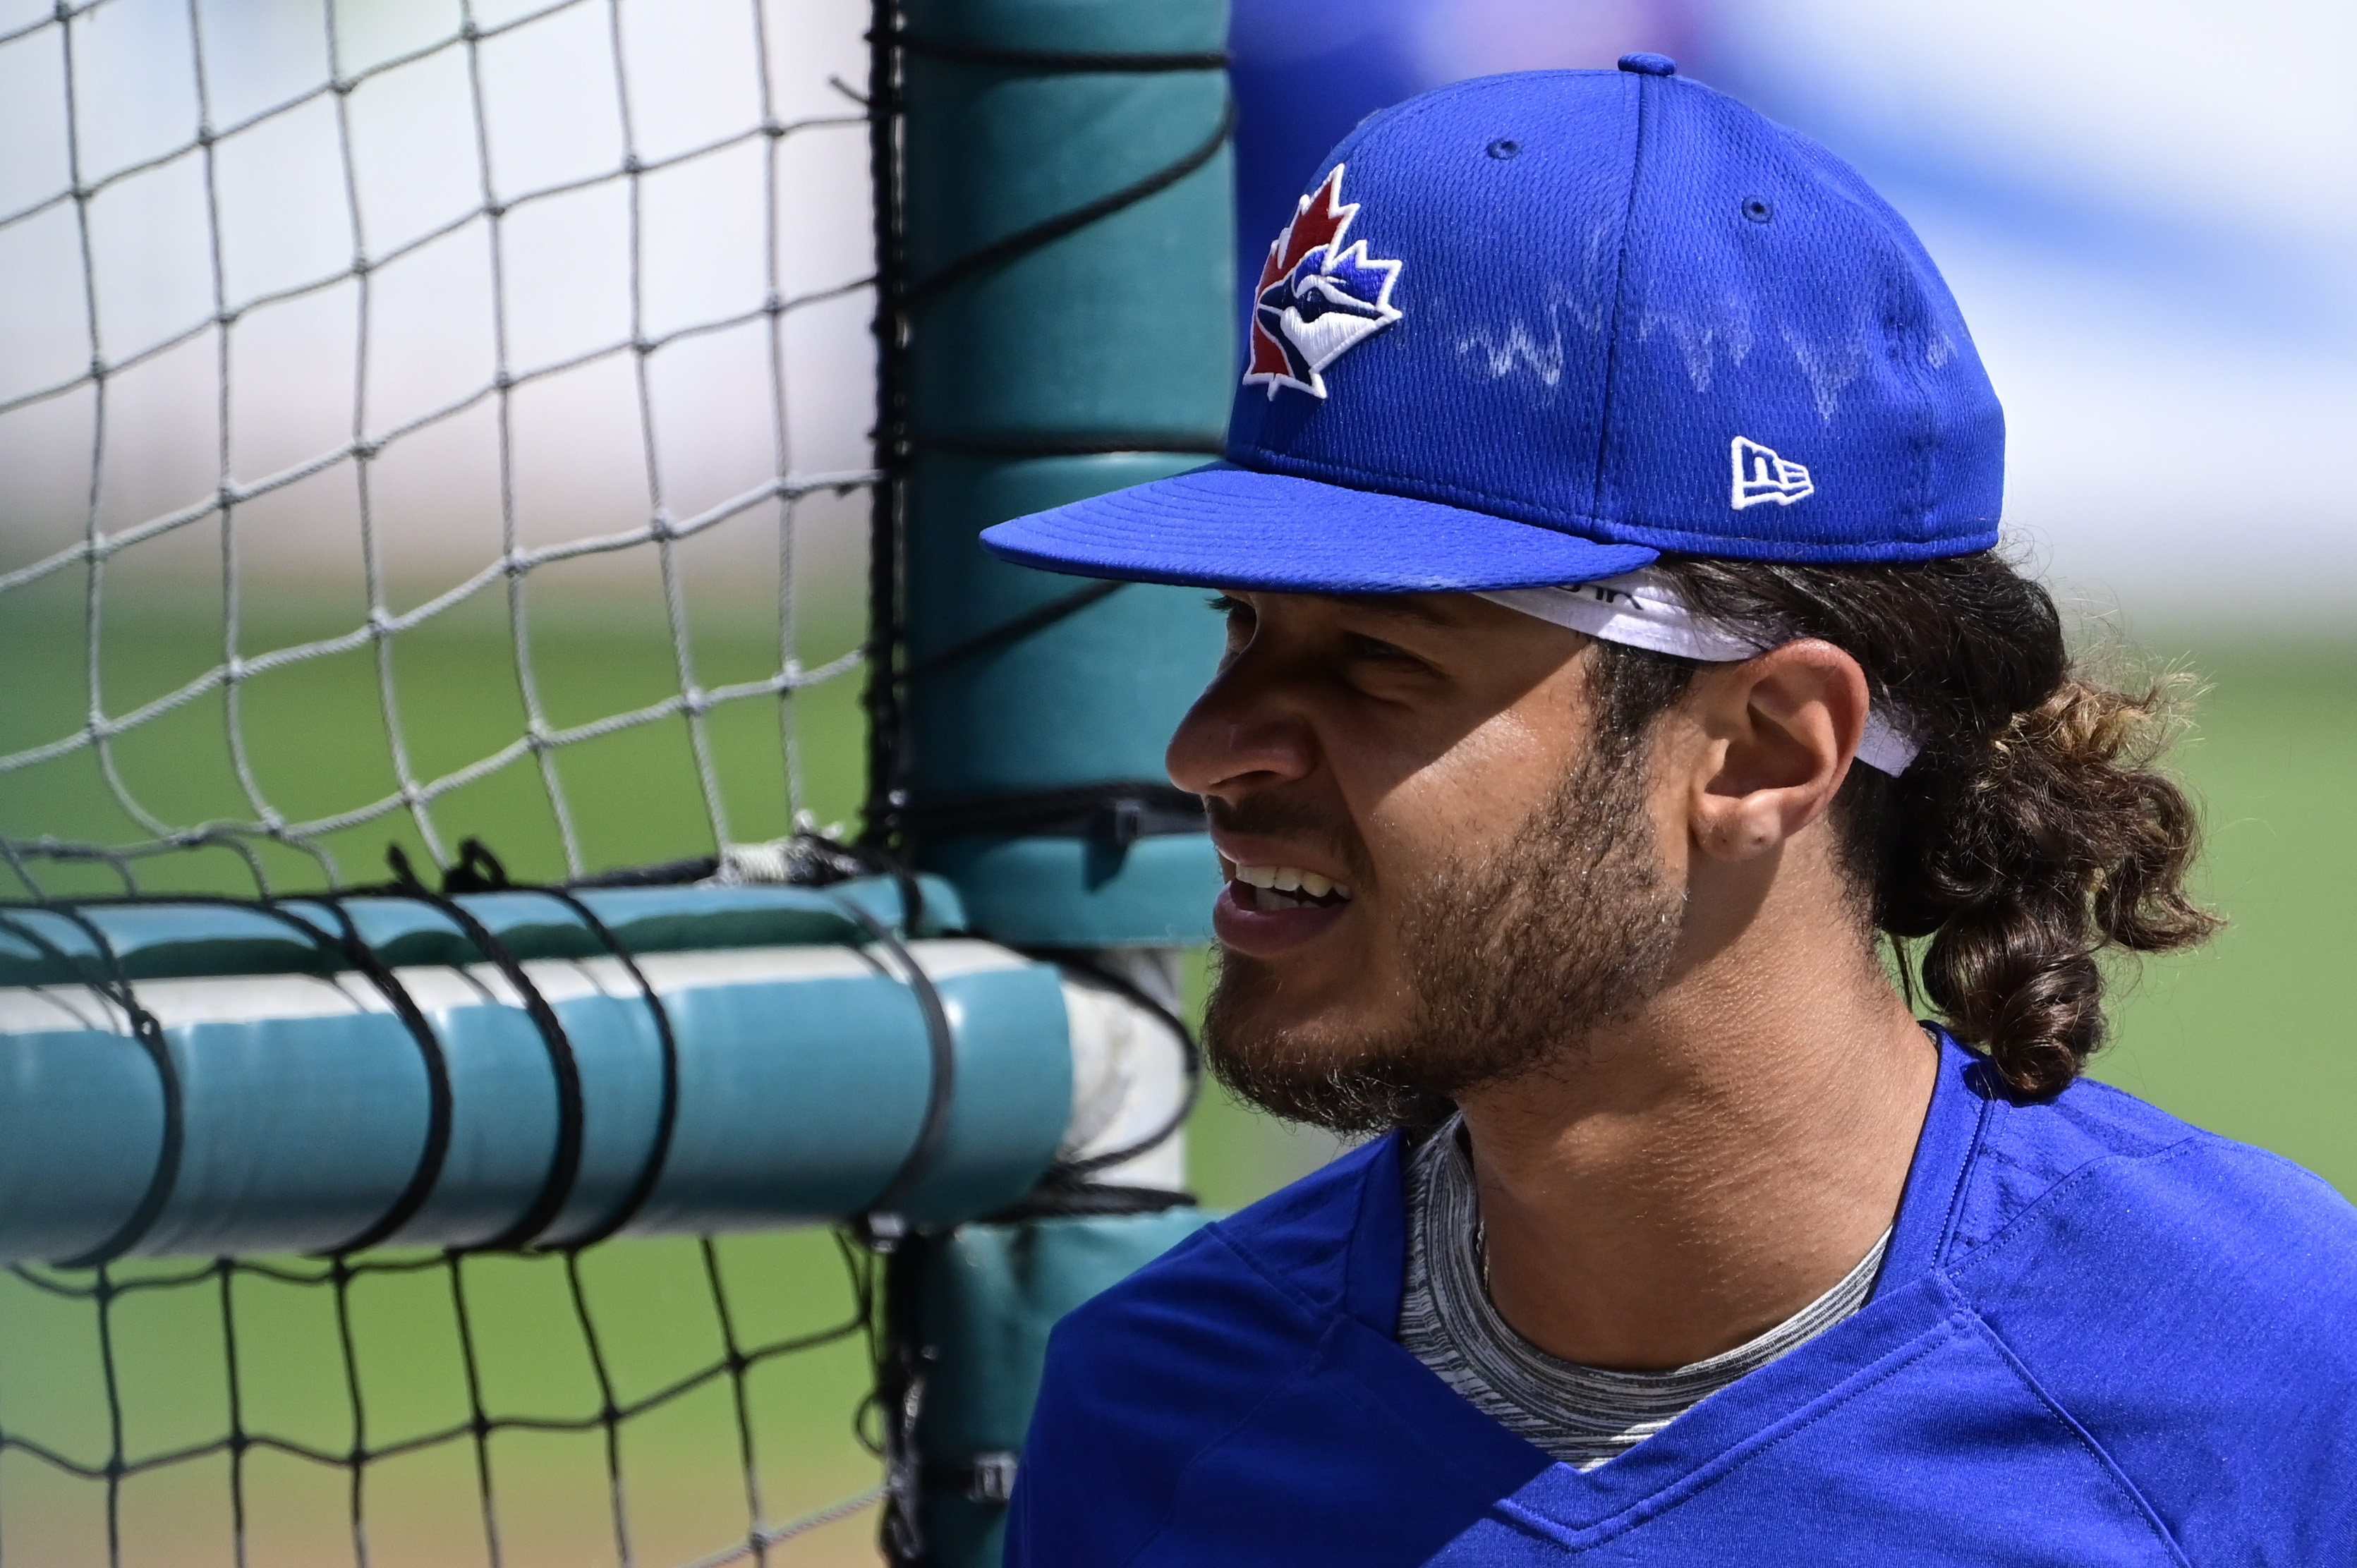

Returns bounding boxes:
[1322,593,1469,632]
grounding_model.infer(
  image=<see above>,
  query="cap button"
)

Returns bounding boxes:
[1618,53,1677,76]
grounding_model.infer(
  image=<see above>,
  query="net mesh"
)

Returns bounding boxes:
[0,0,880,897]
[0,2,902,1560]
[1,1239,892,1567]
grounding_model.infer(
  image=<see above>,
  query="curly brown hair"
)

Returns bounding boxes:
[1587,551,2220,1098]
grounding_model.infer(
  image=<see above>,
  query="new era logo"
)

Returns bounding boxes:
[1730,437,1814,509]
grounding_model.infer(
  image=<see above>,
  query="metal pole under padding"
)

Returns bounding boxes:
[892,0,1235,947]
[0,891,1150,1263]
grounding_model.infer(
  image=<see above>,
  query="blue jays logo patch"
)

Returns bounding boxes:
[1243,165,1404,399]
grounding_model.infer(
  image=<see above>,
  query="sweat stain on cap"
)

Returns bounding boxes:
[983,67,2003,593]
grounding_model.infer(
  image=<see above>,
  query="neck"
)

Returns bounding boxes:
[1453,882,1936,1371]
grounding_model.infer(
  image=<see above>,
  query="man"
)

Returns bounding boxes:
[981,59,2357,1563]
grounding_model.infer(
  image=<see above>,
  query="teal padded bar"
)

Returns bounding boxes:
[0,1018,168,1264]
[913,1212,1213,1565]
[897,0,1230,946]
[0,940,1071,1264]
[0,875,967,988]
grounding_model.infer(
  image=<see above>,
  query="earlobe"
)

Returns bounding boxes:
[1695,802,1781,861]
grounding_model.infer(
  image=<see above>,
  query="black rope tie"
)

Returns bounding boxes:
[835,895,960,1244]
[902,92,1237,309]
[899,782,1208,846]
[0,908,186,1270]
[159,893,457,1257]
[545,887,681,1248]
[387,846,588,1252]
[898,578,1130,683]
[915,432,1225,459]
[893,36,1229,73]
[442,839,684,1251]
[861,7,1236,848]
[293,897,456,1254]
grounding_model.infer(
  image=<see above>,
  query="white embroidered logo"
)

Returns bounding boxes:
[1729,436,1814,509]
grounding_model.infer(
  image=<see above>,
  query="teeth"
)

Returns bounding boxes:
[1230,865,1352,903]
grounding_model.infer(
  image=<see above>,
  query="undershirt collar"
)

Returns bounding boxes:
[1397,1114,1891,1470]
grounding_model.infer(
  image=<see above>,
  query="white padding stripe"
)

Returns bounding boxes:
[1479,569,1920,775]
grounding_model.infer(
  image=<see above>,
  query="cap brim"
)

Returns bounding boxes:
[978,464,1657,592]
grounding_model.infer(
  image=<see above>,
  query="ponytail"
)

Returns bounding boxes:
[1601,552,2219,1098]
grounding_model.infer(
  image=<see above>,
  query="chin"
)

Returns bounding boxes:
[1209,946,1382,1043]
[1201,951,1441,1134]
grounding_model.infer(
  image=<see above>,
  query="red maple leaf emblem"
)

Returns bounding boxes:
[1246,166,1358,382]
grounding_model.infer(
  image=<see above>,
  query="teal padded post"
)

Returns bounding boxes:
[911,1212,1213,1564]
[895,0,1232,947]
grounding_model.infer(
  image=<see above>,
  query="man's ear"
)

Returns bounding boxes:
[1681,640,1869,863]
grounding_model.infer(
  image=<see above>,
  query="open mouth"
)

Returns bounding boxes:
[1228,863,1355,913]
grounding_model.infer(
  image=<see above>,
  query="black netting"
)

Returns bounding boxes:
[0,845,950,1565]
[0,7,900,1550]
[0,4,1228,1562]
[0,1238,890,1567]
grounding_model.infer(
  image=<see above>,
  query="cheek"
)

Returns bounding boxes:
[1641,723,1699,877]
[1341,707,1580,875]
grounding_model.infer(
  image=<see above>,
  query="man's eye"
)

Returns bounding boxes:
[1208,594,1254,630]
[1346,633,1411,662]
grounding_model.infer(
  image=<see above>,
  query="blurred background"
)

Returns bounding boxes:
[1211,0,2357,1207]
[0,2,2349,1562]
[1,0,2350,1203]
[0,0,2347,1207]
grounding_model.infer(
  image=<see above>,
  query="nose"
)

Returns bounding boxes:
[1165,648,1318,801]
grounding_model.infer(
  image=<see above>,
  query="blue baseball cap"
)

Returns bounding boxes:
[981,57,2004,593]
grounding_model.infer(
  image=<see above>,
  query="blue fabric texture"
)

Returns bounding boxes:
[976,464,1658,592]
[1007,1035,2357,1564]
[983,66,2006,592]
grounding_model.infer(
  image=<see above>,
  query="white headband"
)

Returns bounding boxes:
[1477,569,1920,775]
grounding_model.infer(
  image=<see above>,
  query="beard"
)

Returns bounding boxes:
[1204,729,1685,1134]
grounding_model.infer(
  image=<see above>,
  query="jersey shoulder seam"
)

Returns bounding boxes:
[1947,1284,2193,1567]
[1204,1141,1392,1326]
[1948,1128,2208,1272]
[1201,1220,1331,1320]
[1197,1184,1369,1331]
[1106,1314,1348,1568]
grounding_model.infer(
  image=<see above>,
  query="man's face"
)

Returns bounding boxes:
[1166,590,1688,1131]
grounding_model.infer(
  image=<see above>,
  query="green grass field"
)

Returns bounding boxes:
[13,600,2344,1202]
[2079,635,2357,1200]
[0,595,890,1565]
[1189,632,2357,1209]
[0,1237,885,1568]
[1,598,2351,1564]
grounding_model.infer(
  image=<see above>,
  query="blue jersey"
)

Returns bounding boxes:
[1008,1034,2357,1564]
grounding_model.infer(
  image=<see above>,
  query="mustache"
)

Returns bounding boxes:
[1204,792,1377,889]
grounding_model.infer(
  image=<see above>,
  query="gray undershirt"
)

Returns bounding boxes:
[1398,1115,1889,1471]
